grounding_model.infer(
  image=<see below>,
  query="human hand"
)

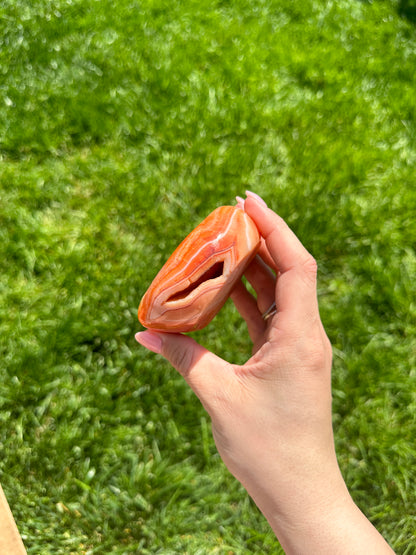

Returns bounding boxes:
[136,192,394,554]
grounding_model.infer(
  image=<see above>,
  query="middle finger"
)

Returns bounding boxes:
[243,255,277,315]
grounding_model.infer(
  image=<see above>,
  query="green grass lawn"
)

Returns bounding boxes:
[1,0,416,552]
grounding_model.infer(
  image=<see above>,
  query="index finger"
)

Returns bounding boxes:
[244,197,313,274]
[244,196,319,321]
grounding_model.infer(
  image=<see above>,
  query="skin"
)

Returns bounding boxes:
[136,192,395,554]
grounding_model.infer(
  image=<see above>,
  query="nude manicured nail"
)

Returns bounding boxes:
[135,331,162,354]
[245,190,268,208]
[235,196,245,209]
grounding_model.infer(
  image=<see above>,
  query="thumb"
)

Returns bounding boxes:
[135,330,233,412]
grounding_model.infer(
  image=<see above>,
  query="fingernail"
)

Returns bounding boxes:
[245,190,268,208]
[135,331,163,354]
[235,196,245,209]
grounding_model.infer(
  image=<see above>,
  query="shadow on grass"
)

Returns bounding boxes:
[398,0,416,23]
[360,0,416,24]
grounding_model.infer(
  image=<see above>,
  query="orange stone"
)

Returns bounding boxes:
[138,205,260,332]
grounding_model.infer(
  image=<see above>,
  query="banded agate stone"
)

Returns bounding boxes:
[138,205,260,332]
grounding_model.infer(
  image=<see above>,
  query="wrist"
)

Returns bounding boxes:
[254,461,348,538]
[257,472,394,554]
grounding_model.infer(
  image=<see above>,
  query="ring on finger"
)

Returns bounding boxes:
[262,301,277,321]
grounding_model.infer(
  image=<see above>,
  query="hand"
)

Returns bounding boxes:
[136,192,394,554]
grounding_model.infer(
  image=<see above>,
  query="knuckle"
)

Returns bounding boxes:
[302,254,318,276]
[307,332,332,371]
[297,253,318,288]
[293,326,332,371]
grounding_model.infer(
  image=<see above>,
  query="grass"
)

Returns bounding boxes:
[1,0,415,552]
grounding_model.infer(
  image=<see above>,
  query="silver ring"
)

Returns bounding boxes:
[262,302,277,321]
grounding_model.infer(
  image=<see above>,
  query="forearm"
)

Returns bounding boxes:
[258,479,394,554]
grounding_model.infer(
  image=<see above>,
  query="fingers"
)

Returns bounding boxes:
[258,237,279,273]
[229,247,277,342]
[243,255,276,315]
[244,196,314,274]
[135,331,233,415]
[237,194,277,270]
[229,280,265,344]
[243,194,319,322]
